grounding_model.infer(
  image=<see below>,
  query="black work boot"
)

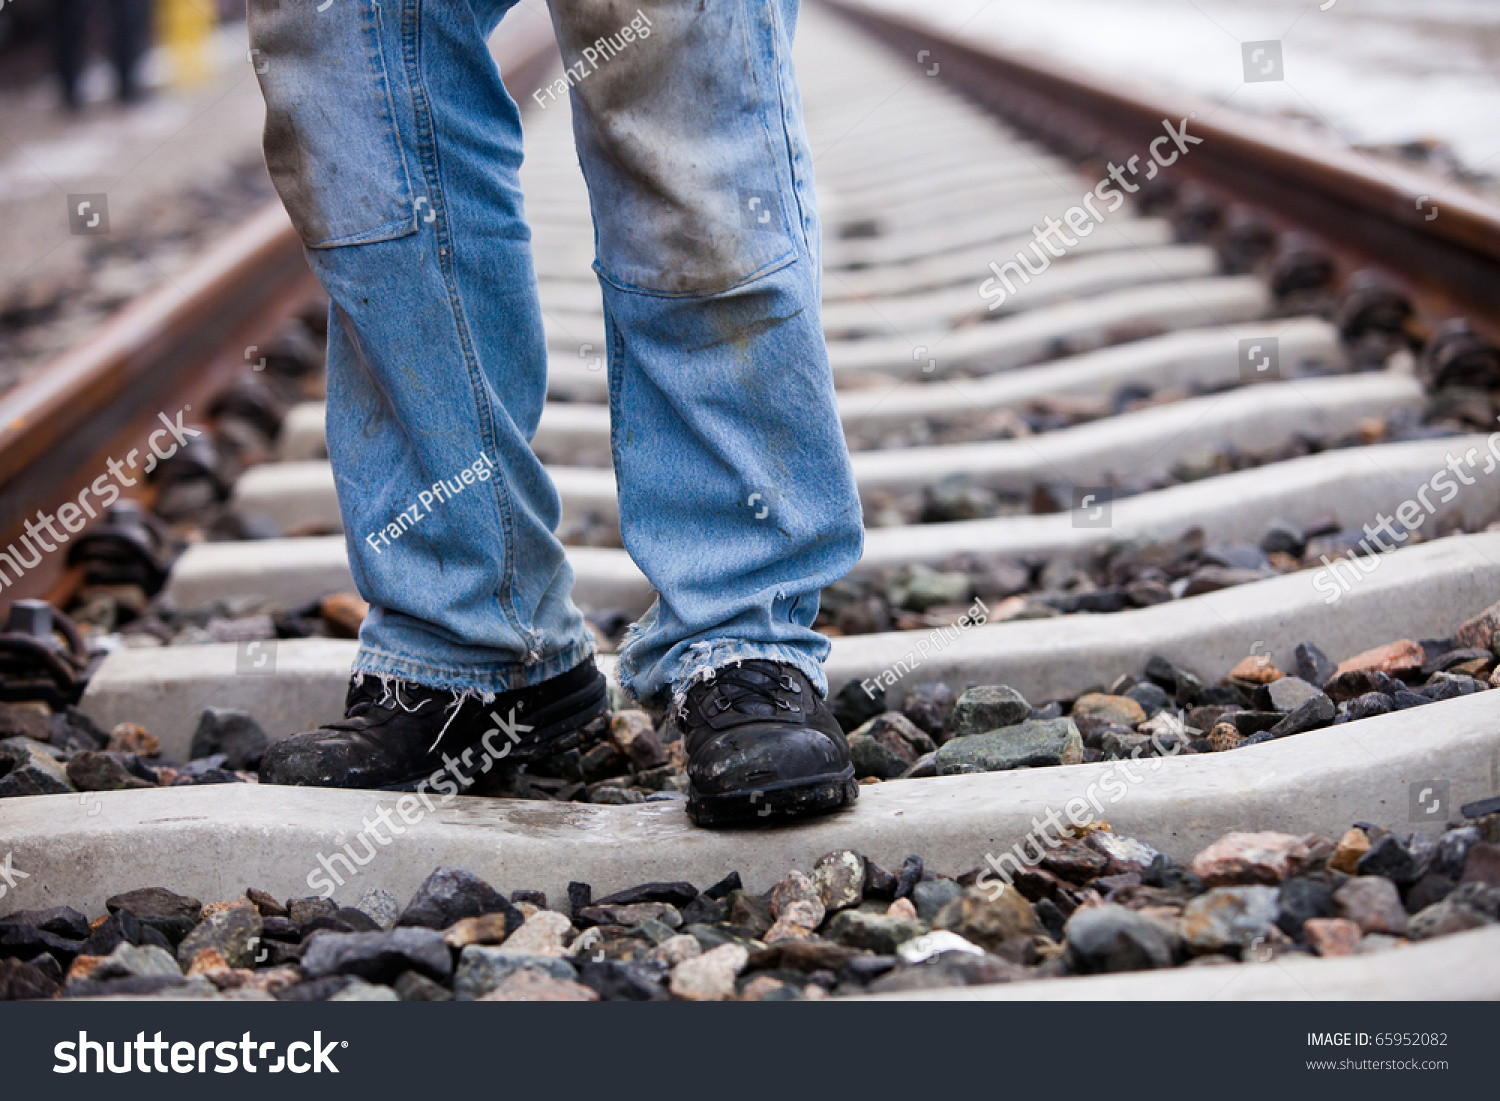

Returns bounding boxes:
[680,660,857,827]
[259,660,608,793]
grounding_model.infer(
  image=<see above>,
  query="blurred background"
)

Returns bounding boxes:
[1,0,1497,398]
[863,0,1500,190]
[0,0,270,394]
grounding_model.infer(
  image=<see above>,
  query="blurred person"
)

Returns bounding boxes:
[248,0,865,828]
[51,0,153,107]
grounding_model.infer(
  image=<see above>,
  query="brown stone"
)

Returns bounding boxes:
[479,971,598,1002]
[1460,842,1500,888]
[763,917,816,943]
[1228,655,1283,685]
[1453,599,1500,651]
[642,934,701,968]
[1301,834,1339,868]
[1322,670,1382,702]
[1032,935,1066,963]
[1332,639,1424,679]
[0,702,55,743]
[607,710,668,769]
[768,870,825,936]
[444,912,526,950]
[747,938,860,973]
[1451,657,1495,679]
[1178,887,1280,954]
[201,898,257,921]
[886,898,918,921]
[65,955,106,984]
[724,890,772,937]
[1008,865,1083,911]
[0,958,60,1000]
[106,722,160,758]
[933,885,1039,950]
[811,850,866,913]
[1206,721,1245,752]
[1039,840,1109,884]
[1329,828,1371,874]
[1303,917,1362,957]
[1084,830,1160,876]
[670,944,747,1001]
[1333,877,1409,936]
[1190,831,1317,886]
[1071,693,1147,728]
[186,948,229,976]
[739,975,792,1001]
[66,751,152,791]
[492,911,572,956]
[245,888,287,918]
[1138,904,1184,926]
[578,902,680,928]
[320,592,369,638]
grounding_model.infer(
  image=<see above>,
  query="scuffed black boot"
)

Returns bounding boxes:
[680,661,857,828]
[259,660,608,793]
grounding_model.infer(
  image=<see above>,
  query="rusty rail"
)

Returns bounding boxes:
[0,16,561,607]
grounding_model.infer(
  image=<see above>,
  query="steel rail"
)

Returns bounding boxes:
[0,17,562,608]
[823,0,1500,336]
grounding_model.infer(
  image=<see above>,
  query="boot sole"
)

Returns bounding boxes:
[686,767,859,828]
[378,673,610,794]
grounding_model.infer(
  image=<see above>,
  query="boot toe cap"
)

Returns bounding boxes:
[688,724,849,796]
[259,732,370,787]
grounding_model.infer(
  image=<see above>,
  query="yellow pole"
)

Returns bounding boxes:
[159,0,217,87]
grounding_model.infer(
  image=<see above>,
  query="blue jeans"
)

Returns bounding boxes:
[246,0,863,704]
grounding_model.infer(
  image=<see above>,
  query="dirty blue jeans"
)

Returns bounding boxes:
[246,0,862,704]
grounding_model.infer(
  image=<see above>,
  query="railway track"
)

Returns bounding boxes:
[1,3,1499,1004]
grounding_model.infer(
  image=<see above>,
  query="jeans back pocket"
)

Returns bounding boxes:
[249,0,418,249]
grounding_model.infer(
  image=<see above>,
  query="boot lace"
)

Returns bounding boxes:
[690,661,803,721]
[333,677,434,727]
